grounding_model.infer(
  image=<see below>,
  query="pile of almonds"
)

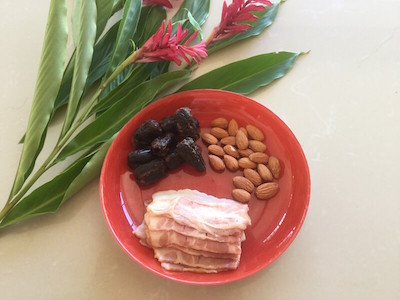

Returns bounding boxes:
[201,117,281,203]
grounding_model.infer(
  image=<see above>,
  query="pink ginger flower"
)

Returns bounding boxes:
[135,20,207,66]
[142,0,173,9]
[207,0,273,45]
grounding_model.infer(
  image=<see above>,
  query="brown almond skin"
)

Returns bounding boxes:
[233,176,254,193]
[223,145,240,158]
[220,136,236,146]
[243,168,262,186]
[208,145,225,157]
[239,127,248,137]
[211,117,228,129]
[256,182,279,200]
[232,189,251,203]
[246,125,264,141]
[201,132,218,145]
[238,148,254,157]
[228,119,239,136]
[210,127,229,139]
[249,152,269,164]
[249,140,267,152]
[209,154,225,172]
[257,164,274,182]
[236,130,249,150]
[267,156,281,179]
[224,155,239,171]
[238,157,257,169]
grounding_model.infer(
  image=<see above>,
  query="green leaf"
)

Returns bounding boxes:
[104,0,142,79]
[207,3,280,54]
[0,140,113,228]
[95,63,157,114]
[133,5,166,47]
[71,0,81,46]
[85,21,120,92]
[63,138,114,202]
[179,52,301,94]
[95,0,114,39]
[61,0,97,137]
[55,70,190,162]
[111,0,124,14]
[54,21,120,112]
[172,0,209,28]
[9,0,68,198]
[187,10,204,40]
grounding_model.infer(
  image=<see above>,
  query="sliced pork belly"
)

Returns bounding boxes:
[169,245,240,261]
[144,213,244,244]
[154,247,239,270]
[147,190,251,234]
[161,262,220,273]
[133,189,251,273]
[145,229,241,255]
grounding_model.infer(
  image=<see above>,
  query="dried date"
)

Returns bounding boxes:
[176,137,205,172]
[174,107,200,141]
[134,159,167,185]
[133,119,162,148]
[151,133,176,157]
[128,149,153,169]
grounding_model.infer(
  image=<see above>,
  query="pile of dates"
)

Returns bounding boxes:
[128,107,205,185]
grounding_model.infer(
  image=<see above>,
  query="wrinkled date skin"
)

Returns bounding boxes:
[160,116,178,133]
[151,133,176,157]
[175,107,200,141]
[133,119,162,148]
[164,151,184,170]
[176,137,206,172]
[134,159,167,185]
[128,149,153,169]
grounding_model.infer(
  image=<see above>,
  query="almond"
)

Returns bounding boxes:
[239,127,248,137]
[224,155,239,171]
[238,157,257,169]
[233,176,254,193]
[267,156,281,179]
[246,125,264,141]
[249,140,267,152]
[243,168,262,186]
[210,127,229,139]
[232,189,251,203]
[208,145,224,157]
[201,132,218,145]
[255,182,279,200]
[236,130,249,150]
[257,164,274,182]
[211,117,228,129]
[209,154,225,172]
[238,148,254,157]
[220,136,236,146]
[223,145,240,158]
[249,152,269,164]
[228,119,239,136]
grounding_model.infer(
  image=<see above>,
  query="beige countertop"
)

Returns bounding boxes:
[0,0,399,299]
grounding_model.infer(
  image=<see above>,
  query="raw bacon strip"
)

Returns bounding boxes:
[154,247,239,270]
[147,190,251,234]
[145,229,242,255]
[161,262,220,273]
[169,245,240,261]
[144,213,244,243]
[133,189,252,273]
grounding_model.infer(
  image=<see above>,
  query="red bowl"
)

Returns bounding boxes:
[100,90,310,285]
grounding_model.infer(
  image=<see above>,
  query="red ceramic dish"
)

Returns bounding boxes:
[100,90,310,285]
